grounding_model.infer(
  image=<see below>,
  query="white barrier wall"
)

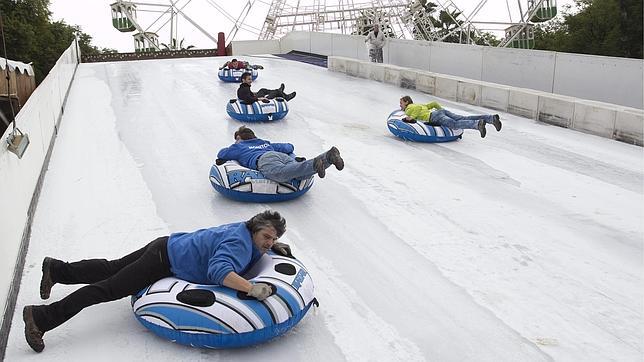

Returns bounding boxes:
[277,32,643,109]
[329,56,644,145]
[0,41,79,333]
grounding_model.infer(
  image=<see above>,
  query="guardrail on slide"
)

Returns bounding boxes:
[0,39,80,359]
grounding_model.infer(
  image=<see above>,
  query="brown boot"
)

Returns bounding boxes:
[40,257,56,300]
[325,146,344,170]
[23,306,45,353]
[478,120,487,138]
[313,155,326,178]
[492,114,502,131]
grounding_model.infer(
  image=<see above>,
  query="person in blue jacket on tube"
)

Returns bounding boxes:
[23,210,292,353]
[216,126,344,181]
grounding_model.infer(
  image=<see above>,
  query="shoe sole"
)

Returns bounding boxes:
[479,123,487,138]
[328,147,344,170]
[493,120,502,131]
[40,258,52,300]
[23,306,45,353]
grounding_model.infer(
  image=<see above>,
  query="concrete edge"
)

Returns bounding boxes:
[328,56,643,146]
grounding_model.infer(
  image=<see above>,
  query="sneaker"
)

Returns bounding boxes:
[492,114,502,131]
[325,146,344,171]
[313,156,326,178]
[285,92,296,101]
[23,306,45,353]
[279,83,285,92]
[40,257,56,300]
[478,120,487,138]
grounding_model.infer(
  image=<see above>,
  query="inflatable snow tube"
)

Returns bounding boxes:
[132,252,317,348]
[387,110,463,143]
[209,160,314,203]
[226,98,289,122]
[218,68,258,82]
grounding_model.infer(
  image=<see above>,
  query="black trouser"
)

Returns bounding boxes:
[256,88,287,99]
[32,236,172,332]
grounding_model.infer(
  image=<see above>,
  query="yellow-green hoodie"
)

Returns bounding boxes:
[403,101,442,121]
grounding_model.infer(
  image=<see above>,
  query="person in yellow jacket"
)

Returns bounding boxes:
[399,96,502,138]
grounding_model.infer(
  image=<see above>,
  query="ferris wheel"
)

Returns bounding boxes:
[109,0,558,52]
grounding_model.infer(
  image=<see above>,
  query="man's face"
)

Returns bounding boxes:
[230,61,238,68]
[242,76,252,85]
[252,226,278,254]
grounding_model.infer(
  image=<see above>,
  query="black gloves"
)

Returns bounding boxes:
[215,158,227,166]
[271,242,293,257]
[295,157,306,162]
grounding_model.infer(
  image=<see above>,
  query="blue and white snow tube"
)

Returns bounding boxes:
[387,110,463,143]
[218,68,258,82]
[132,252,317,348]
[209,160,314,203]
[226,98,289,122]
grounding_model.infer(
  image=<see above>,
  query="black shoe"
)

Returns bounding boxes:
[279,83,285,92]
[23,306,45,353]
[285,92,296,101]
[325,146,344,171]
[40,257,56,300]
[492,114,502,131]
[313,156,326,178]
[478,120,487,138]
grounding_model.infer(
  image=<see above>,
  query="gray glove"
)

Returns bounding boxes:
[247,283,272,301]
[271,242,292,257]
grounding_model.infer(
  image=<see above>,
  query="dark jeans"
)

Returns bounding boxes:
[256,88,287,99]
[33,236,172,332]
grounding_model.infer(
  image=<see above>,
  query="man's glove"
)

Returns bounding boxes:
[402,118,417,123]
[294,157,306,162]
[215,158,227,166]
[247,283,273,301]
[272,242,293,257]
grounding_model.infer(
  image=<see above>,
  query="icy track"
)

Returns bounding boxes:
[5,56,643,361]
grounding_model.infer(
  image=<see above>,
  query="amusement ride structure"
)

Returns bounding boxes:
[109,0,558,52]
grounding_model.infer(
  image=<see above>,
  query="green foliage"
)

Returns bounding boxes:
[407,0,499,45]
[534,0,642,58]
[0,0,107,83]
[160,38,195,51]
[352,9,396,38]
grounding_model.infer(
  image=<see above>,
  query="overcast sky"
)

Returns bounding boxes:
[50,0,575,52]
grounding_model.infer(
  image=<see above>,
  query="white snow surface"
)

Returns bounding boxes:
[5,56,643,361]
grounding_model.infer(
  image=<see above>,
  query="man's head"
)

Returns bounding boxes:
[246,210,286,254]
[373,23,380,34]
[400,95,413,110]
[229,58,239,68]
[241,72,253,85]
[234,126,256,142]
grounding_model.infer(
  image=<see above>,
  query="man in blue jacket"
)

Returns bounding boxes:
[23,211,292,353]
[216,126,344,182]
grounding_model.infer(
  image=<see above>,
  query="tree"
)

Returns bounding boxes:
[0,0,109,83]
[352,9,396,38]
[160,38,195,51]
[534,0,642,58]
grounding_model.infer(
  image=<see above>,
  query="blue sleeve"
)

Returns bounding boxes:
[217,144,236,160]
[207,239,251,285]
[271,143,295,154]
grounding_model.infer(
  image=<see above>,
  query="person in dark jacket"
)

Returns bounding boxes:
[23,211,293,353]
[237,72,296,103]
[217,126,344,182]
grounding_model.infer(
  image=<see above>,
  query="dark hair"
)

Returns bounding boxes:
[234,126,256,140]
[401,95,413,104]
[246,210,286,237]
[241,72,253,81]
[231,58,238,62]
